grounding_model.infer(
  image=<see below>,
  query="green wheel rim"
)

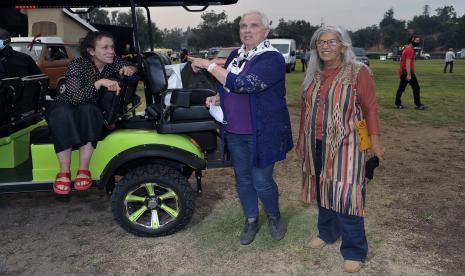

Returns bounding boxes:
[124,182,180,230]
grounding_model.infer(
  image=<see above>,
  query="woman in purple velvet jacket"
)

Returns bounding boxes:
[189,10,293,245]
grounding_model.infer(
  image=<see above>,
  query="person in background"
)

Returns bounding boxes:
[444,48,455,73]
[180,48,189,63]
[121,43,135,63]
[305,47,311,68]
[46,31,136,195]
[300,48,308,72]
[394,35,427,110]
[189,10,293,246]
[0,28,41,79]
[296,25,384,273]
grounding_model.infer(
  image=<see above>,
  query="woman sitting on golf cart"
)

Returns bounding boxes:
[46,31,137,195]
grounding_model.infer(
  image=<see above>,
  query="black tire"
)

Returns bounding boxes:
[56,79,66,95]
[111,164,195,237]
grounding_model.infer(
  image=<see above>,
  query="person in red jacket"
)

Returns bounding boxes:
[394,35,427,110]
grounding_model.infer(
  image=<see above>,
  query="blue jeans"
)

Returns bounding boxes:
[314,140,368,261]
[226,132,280,219]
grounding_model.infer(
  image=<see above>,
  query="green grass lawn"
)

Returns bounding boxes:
[287,59,465,127]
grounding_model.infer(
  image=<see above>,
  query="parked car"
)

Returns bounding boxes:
[387,52,400,61]
[417,50,431,60]
[212,47,238,66]
[207,47,220,59]
[353,47,370,66]
[10,36,79,96]
[268,38,296,73]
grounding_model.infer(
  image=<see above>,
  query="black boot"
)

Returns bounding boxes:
[268,215,286,241]
[240,218,260,245]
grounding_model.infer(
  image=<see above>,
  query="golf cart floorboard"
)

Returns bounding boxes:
[0,159,56,193]
[0,158,33,183]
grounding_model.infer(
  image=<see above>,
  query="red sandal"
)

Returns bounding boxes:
[53,172,71,195]
[74,169,92,191]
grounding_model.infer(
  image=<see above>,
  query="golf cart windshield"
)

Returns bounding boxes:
[4,0,238,8]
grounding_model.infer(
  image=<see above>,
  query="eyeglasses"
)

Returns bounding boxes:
[316,39,340,47]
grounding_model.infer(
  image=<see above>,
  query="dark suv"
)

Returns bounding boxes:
[10,36,79,95]
[353,47,370,66]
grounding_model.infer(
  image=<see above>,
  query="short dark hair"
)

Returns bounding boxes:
[79,31,114,58]
[409,35,420,44]
[0,28,11,40]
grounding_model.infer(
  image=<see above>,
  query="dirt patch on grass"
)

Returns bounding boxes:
[1,107,464,275]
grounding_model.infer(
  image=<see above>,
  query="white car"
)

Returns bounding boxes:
[419,51,431,60]
[268,38,296,73]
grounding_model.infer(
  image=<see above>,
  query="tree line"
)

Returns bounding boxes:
[84,5,464,52]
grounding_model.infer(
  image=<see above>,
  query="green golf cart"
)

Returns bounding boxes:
[0,0,238,237]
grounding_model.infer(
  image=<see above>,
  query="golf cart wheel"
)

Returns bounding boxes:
[56,79,66,95]
[111,164,195,237]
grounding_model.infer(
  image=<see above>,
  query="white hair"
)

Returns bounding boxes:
[241,10,270,29]
[302,25,361,91]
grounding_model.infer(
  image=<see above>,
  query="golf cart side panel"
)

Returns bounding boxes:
[98,143,207,190]
[31,129,204,182]
[0,121,46,168]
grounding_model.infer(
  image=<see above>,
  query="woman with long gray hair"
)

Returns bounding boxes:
[296,25,384,273]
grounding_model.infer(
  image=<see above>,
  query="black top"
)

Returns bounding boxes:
[0,45,42,79]
[0,0,238,8]
[56,56,129,106]
[1,0,239,8]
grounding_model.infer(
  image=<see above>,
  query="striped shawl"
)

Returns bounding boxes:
[302,63,368,216]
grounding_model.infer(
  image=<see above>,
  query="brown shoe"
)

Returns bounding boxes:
[309,237,326,249]
[343,260,363,273]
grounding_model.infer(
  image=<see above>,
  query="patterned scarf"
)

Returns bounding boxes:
[302,63,369,216]
[226,40,279,75]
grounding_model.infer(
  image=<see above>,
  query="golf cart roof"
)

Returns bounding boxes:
[4,0,238,8]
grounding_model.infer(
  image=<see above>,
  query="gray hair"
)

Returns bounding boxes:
[302,25,359,91]
[241,10,270,29]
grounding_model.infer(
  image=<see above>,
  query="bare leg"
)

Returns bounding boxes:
[75,142,94,190]
[57,149,71,180]
[78,142,94,170]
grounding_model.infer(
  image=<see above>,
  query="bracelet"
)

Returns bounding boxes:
[207,63,217,72]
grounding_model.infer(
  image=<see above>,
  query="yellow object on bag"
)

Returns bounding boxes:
[355,119,371,151]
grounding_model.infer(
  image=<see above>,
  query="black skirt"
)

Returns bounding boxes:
[45,102,103,153]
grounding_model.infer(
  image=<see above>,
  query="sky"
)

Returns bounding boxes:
[145,0,465,31]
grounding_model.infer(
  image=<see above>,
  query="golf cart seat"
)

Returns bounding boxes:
[30,75,141,146]
[98,74,141,126]
[143,53,218,134]
[0,75,48,138]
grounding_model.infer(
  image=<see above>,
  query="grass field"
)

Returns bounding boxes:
[286,59,465,127]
